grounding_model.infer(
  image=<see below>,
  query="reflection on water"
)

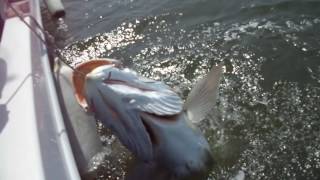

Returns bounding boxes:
[44,0,320,179]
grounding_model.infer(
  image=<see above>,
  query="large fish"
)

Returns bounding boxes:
[73,59,223,179]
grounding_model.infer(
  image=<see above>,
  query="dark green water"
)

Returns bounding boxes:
[44,0,320,179]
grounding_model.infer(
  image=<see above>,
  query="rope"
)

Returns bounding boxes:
[7,2,85,76]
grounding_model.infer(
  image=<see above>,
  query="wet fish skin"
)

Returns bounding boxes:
[84,63,222,179]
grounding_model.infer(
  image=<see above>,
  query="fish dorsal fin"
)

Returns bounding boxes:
[184,64,223,123]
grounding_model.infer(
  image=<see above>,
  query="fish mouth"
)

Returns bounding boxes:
[140,112,180,146]
[140,112,182,146]
[139,112,214,177]
[72,59,121,111]
[140,113,163,146]
[171,148,214,178]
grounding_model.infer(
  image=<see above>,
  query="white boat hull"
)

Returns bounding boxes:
[0,1,81,179]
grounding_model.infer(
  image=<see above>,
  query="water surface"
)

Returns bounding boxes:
[44,0,320,179]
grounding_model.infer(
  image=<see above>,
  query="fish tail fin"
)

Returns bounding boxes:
[184,64,223,123]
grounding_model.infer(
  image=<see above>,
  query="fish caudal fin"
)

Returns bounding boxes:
[184,64,223,123]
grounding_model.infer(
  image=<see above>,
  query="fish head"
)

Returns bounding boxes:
[82,62,156,162]
[140,112,214,178]
[72,59,121,111]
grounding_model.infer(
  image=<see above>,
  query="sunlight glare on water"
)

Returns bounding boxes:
[43,0,320,179]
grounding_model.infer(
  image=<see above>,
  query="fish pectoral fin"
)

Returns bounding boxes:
[184,64,223,123]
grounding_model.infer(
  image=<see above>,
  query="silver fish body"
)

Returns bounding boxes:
[84,63,222,178]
